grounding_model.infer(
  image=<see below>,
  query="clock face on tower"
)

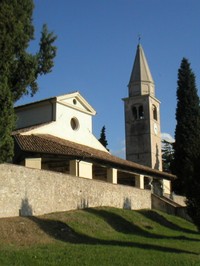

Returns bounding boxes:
[154,123,158,135]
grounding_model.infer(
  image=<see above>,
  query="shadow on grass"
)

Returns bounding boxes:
[27,212,199,256]
[84,208,199,242]
[138,210,198,235]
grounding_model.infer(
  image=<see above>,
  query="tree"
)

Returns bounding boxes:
[173,58,200,230]
[173,58,200,195]
[99,126,109,150]
[162,140,174,173]
[0,0,57,162]
[0,77,15,162]
[186,156,200,230]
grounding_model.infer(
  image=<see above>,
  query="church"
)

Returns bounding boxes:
[13,44,175,196]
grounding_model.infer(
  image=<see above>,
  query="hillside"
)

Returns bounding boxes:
[0,207,199,265]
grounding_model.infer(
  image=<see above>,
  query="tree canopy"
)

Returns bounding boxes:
[0,0,57,162]
[173,58,200,194]
[0,0,57,102]
[186,157,200,231]
[99,126,109,150]
[173,58,200,230]
[0,76,15,162]
[162,139,174,173]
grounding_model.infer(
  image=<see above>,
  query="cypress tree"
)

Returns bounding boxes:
[0,0,57,161]
[186,155,200,230]
[99,126,109,150]
[173,58,200,195]
[0,77,15,162]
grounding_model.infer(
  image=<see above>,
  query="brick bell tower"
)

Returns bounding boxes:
[123,44,162,171]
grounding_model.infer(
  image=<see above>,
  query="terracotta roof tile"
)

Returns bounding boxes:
[14,134,89,157]
[14,134,176,180]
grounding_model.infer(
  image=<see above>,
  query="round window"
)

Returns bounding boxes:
[70,117,79,130]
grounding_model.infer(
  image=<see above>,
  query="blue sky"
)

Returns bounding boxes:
[16,0,200,157]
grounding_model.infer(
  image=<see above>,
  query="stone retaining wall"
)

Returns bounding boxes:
[0,164,151,218]
[151,194,191,221]
[172,195,186,207]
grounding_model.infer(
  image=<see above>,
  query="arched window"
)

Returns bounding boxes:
[131,104,144,120]
[152,105,157,120]
[139,105,144,119]
[132,106,137,120]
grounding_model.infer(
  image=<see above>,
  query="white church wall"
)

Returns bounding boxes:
[56,101,92,135]
[21,101,108,152]
[15,102,54,129]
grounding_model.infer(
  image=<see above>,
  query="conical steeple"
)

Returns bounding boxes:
[128,44,155,97]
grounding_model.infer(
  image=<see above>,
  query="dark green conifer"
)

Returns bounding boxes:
[99,126,109,150]
[0,0,57,161]
[186,157,200,231]
[173,58,200,194]
[173,58,200,230]
[0,77,15,162]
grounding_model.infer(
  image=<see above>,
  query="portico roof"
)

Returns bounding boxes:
[14,133,176,181]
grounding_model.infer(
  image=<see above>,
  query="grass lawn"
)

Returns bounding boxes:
[0,207,199,265]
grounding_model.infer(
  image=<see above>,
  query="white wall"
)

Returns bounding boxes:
[56,101,92,138]
[16,102,53,129]
[22,101,108,152]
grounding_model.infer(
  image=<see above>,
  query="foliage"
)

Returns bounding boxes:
[0,0,57,102]
[173,58,200,231]
[173,58,200,195]
[185,156,200,231]
[99,125,109,150]
[162,139,174,172]
[0,77,15,162]
[0,0,57,162]
[0,207,199,265]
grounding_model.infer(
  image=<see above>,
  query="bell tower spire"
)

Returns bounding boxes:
[128,44,155,97]
[123,44,162,171]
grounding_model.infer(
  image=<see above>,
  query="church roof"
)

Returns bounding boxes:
[129,44,154,85]
[15,91,96,116]
[14,133,176,181]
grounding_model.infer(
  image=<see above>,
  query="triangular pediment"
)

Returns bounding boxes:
[57,91,96,115]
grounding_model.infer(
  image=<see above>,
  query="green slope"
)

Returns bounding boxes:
[0,207,199,265]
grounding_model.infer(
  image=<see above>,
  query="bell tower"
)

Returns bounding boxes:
[123,44,162,171]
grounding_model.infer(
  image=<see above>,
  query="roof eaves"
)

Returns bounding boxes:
[14,134,176,181]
